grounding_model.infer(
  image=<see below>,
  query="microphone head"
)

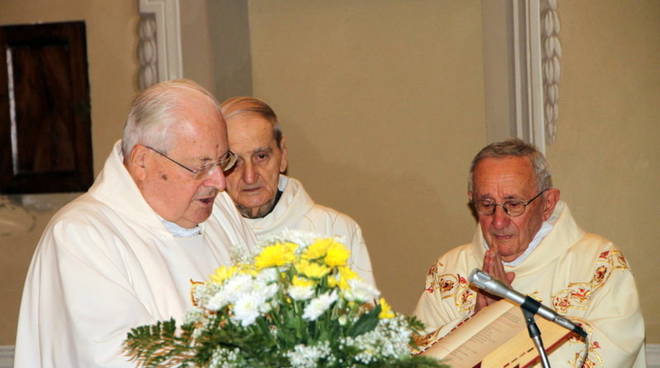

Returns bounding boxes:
[468,269,510,301]
[468,268,492,288]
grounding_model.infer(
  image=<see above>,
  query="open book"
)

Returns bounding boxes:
[419,299,574,368]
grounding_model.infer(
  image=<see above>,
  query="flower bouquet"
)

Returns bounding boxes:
[124,231,445,368]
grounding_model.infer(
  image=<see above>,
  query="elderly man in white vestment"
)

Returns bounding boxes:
[14,80,256,368]
[414,139,646,367]
[218,97,375,285]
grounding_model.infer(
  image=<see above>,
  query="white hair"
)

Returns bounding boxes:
[468,138,553,192]
[121,79,220,156]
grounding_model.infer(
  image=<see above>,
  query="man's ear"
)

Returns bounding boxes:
[125,144,148,182]
[542,188,560,220]
[467,191,479,220]
[279,136,288,173]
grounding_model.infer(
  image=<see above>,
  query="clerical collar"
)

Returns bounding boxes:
[252,190,283,219]
[271,190,284,213]
[251,175,287,219]
[160,218,201,237]
[503,221,554,267]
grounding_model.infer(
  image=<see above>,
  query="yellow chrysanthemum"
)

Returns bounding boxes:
[324,242,350,267]
[338,266,358,281]
[327,267,357,290]
[328,274,350,290]
[295,259,330,279]
[254,242,298,270]
[239,266,259,276]
[378,298,395,319]
[209,265,238,284]
[302,238,334,260]
[292,275,315,287]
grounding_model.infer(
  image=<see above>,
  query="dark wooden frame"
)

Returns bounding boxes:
[0,21,93,194]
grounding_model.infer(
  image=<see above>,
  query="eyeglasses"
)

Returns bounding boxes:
[472,189,548,217]
[144,145,237,179]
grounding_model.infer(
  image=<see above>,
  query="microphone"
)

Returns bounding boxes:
[468,269,587,338]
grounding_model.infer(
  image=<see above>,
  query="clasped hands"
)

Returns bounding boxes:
[474,249,516,313]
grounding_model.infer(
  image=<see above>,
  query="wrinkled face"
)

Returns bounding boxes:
[225,113,287,218]
[135,97,229,228]
[470,156,549,262]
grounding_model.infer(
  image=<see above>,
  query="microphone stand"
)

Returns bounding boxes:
[522,308,551,368]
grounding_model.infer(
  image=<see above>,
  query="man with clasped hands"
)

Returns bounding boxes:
[14,80,256,367]
[414,139,645,367]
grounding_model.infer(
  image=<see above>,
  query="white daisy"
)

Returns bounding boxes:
[302,291,338,321]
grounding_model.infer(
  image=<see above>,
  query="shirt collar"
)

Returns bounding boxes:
[160,218,201,237]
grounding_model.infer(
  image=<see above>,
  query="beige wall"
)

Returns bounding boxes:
[546,0,660,342]
[246,0,487,315]
[0,0,139,344]
[180,0,254,101]
[181,0,218,96]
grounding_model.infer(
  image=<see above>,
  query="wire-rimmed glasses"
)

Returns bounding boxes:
[144,145,237,179]
[472,189,548,217]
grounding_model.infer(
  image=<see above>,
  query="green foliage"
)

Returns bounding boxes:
[124,319,196,367]
[124,300,447,368]
[123,234,448,368]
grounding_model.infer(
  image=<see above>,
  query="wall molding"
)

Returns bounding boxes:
[138,0,183,89]
[540,0,561,145]
[649,343,660,368]
[512,0,560,153]
[482,0,560,152]
[0,345,13,368]
[512,0,545,152]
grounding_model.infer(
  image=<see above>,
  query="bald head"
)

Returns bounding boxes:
[220,96,283,147]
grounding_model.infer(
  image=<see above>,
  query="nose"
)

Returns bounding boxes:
[203,165,226,191]
[242,161,257,184]
[491,205,510,229]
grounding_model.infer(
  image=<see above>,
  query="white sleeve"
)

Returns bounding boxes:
[15,218,154,368]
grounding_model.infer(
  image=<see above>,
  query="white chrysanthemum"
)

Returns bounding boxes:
[256,268,279,283]
[232,291,267,327]
[302,291,338,321]
[252,280,279,301]
[206,289,233,311]
[288,285,315,301]
[286,341,332,368]
[343,278,380,302]
[222,274,255,302]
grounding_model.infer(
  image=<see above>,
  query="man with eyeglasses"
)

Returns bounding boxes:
[15,80,256,368]
[414,139,645,367]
